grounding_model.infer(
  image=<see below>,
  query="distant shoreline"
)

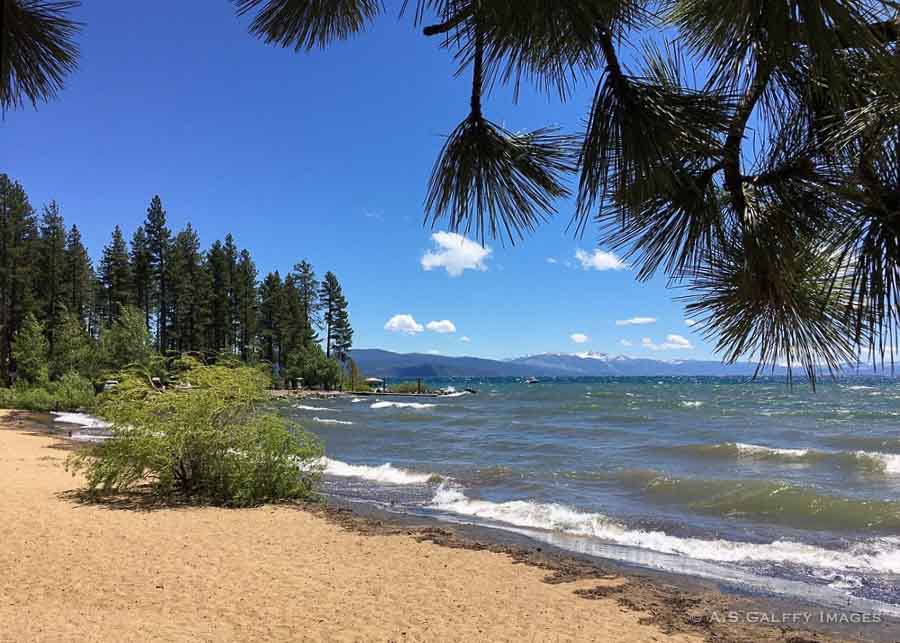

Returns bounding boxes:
[2,409,896,642]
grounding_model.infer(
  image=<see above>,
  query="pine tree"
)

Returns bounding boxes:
[223,233,239,352]
[99,226,132,324]
[332,302,353,362]
[36,201,69,365]
[13,314,49,385]
[280,274,306,367]
[86,268,104,339]
[319,272,351,360]
[64,225,93,327]
[169,224,207,353]
[206,240,231,353]
[291,260,320,347]
[234,249,258,361]
[50,312,94,380]
[257,271,283,368]
[130,225,153,332]
[143,196,172,353]
[0,175,38,385]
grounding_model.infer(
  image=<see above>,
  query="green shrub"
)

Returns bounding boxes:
[68,359,323,506]
[285,344,342,390]
[0,387,15,409]
[9,386,56,412]
[54,372,96,410]
[98,305,153,372]
[0,373,96,412]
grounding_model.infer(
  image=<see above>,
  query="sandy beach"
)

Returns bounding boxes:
[0,410,888,643]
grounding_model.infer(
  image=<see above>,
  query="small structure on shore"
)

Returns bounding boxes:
[365,377,385,392]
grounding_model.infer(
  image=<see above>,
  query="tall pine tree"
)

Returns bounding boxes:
[169,224,208,353]
[257,271,283,368]
[99,226,132,324]
[223,233,239,352]
[292,260,320,348]
[130,225,153,332]
[319,272,351,360]
[64,225,93,327]
[0,175,38,384]
[37,201,68,362]
[206,240,231,353]
[143,196,172,353]
[234,249,258,361]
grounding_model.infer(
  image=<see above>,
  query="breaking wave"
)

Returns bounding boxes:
[370,401,436,410]
[428,484,900,574]
[668,442,900,474]
[610,469,900,530]
[313,417,353,426]
[317,456,439,485]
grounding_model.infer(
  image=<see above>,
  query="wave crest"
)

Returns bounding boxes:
[371,401,436,410]
[428,484,900,574]
[317,457,438,485]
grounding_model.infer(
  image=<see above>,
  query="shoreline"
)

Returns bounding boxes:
[3,410,897,642]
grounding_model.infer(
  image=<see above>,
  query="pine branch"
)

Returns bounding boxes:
[423,8,471,36]
[723,62,771,221]
[742,157,816,187]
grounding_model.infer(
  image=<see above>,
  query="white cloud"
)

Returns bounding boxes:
[641,334,693,351]
[685,319,698,327]
[384,314,424,334]
[426,349,441,355]
[575,248,627,271]
[459,336,471,343]
[619,339,633,347]
[570,333,590,344]
[363,209,384,221]
[421,232,491,277]
[426,319,457,334]
[616,317,657,326]
[546,257,558,264]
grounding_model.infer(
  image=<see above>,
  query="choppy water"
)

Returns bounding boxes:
[286,377,900,614]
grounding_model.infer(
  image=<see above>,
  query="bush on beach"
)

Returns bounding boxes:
[0,372,96,412]
[68,359,323,506]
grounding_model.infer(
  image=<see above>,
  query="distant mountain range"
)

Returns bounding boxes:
[348,349,789,378]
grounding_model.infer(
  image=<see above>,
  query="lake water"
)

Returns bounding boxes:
[289,377,900,615]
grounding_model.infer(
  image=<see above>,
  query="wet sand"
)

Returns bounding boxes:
[0,410,891,642]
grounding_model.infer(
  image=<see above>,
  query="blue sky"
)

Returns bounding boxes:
[4,1,717,360]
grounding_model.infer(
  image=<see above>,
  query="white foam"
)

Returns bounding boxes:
[370,401,436,410]
[427,485,900,574]
[317,457,436,485]
[680,401,703,407]
[734,442,810,458]
[351,398,365,403]
[52,412,110,429]
[313,417,353,426]
[295,404,339,412]
[855,451,900,474]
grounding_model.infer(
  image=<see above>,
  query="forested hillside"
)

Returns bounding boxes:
[0,174,354,390]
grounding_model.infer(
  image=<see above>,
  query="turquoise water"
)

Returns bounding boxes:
[290,377,900,613]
